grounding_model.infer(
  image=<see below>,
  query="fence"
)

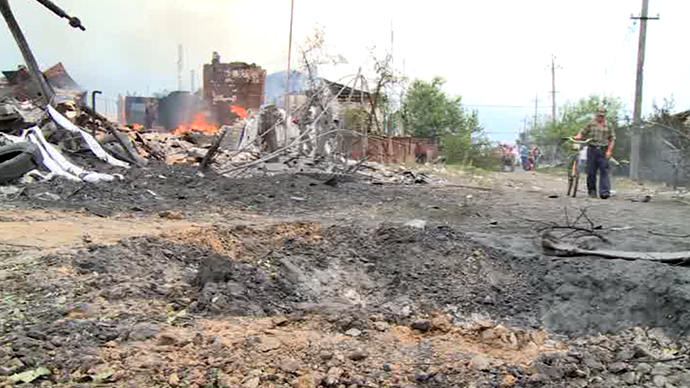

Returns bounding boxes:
[337,134,438,163]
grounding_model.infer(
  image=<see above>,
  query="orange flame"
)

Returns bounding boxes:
[132,123,143,130]
[173,112,219,135]
[230,105,248,119]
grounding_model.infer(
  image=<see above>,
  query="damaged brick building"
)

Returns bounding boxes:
[203,52,265,125]
[120,52,266,131]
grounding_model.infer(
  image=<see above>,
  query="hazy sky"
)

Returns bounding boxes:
[0,0,685,142]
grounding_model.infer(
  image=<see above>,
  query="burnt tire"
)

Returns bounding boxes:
[0,142,39,184]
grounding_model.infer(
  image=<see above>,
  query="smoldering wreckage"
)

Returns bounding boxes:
[4,3,690,388]
[0,64,437,192]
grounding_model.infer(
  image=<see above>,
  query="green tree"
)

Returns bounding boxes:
[402,77,480,139]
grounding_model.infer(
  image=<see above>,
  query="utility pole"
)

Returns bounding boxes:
[549,55,561,123]
[284,0,296,148]
[630,0,659,181]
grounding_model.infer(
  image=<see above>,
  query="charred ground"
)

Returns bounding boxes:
[2,169,690,387]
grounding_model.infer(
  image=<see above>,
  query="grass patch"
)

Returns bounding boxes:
[535,166,564,175]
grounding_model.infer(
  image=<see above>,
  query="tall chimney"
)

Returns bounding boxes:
[177,44,184,91]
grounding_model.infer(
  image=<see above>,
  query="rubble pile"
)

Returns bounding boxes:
[0,85,441,192]
[528,327,690,387]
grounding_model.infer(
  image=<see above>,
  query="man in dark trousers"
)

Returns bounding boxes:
[575,108,616,199]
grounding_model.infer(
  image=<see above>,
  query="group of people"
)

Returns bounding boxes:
[519,144,541,171]
[499,143,541,171]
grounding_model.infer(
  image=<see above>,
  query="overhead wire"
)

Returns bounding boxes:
[603,19,638,96]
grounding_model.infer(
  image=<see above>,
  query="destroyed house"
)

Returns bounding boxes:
[321,79,385,134]
[324,79,370,105]
[203,54,266,126]
[2,63,83,102]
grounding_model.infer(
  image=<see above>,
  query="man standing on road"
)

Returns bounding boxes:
[519,143,530,171]
[574,108,615,199]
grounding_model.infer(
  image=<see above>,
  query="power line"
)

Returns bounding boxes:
[463,104,550,109]
[604,19,638,95]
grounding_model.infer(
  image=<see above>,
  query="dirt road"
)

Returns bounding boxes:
[1,165,690,387]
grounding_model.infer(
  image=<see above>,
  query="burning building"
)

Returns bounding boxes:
[203,52,264,126]
[119,52,263,135]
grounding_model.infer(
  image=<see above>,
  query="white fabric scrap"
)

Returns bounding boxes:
[22,127,116,183]
[29,128,86,177]
[47,105,130,168]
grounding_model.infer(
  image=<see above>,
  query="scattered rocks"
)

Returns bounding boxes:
[345,328,362,337]
[414,371,431,381]
[158,210,183,220]
[318,351,334,361]
[324,367,343,386]
[258,337,282,352]
[293,372,319,388]
[243,376,261,388]
[430,314,452,332]
[652,374,667,387]
[280,358,301,374]
[128,323,161,341]
[500,374,518,388]
[0,358,24,376]
[470,355,492,371]
[608,361,627,374]
[404,219,427,229]
[156,333,178,346]
[272,315,290,327]
[347,349,369,362]
[633,343,653,358]
[622,371,637,384]
[372,321,389,332]
[411,319,431,333]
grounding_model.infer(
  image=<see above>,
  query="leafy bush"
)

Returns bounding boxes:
[441,134,500,170]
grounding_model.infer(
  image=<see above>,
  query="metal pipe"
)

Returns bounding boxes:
[0,0,55,105]
[92,90,102,111]
[34,0,85,30]
[284,0,295,148]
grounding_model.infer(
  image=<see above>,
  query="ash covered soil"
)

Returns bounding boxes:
[3,166,690,387]
[2,222,690,387]
[9,160,472,223]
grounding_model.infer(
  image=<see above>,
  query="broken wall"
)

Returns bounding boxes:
[203,59,265,127]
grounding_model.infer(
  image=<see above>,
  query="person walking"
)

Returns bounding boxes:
[519,143,530,171]
[531,145,541,169]
[574,108,615,199]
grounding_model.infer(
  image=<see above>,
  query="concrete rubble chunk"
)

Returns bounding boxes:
[280,358,301,374]
[652,375,667,387]
[347,349,369,361]
[404,219,427,229]
[258,337,282,352]
[242,376,260,388]
[129,323,161,341]
[622,371,637,384]
[470,355,493,371]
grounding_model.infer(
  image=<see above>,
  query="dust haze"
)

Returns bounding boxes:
[0,0,291,99]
